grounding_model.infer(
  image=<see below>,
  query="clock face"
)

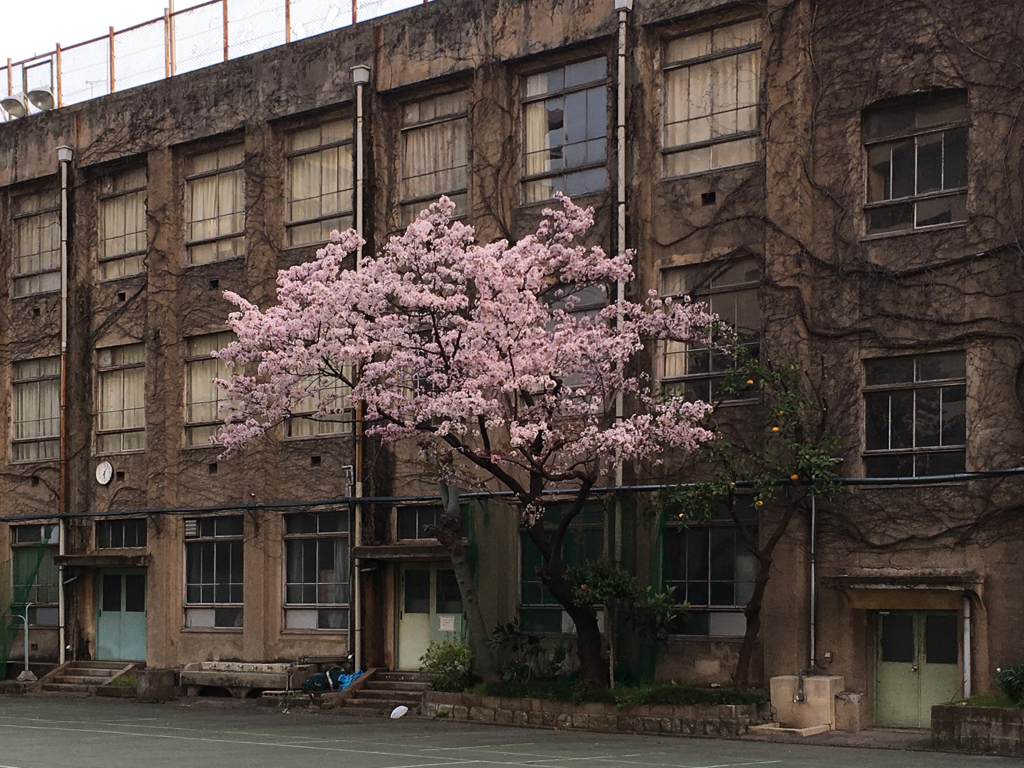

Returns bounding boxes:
[96,461,113,486]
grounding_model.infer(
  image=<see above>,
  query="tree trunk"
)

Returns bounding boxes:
[537,562,609,688]
[432,482,500,683]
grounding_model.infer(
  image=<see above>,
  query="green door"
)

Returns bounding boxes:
[875,610,960,727]
[96,569,147,661]
[396,565,465,670]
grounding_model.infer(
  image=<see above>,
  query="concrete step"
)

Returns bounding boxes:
[61,675,116,685]
[66,660,126,670]
[352,690,424,703]
[375,671,428,683]
[364,684,428,696]
[41,683,95,693]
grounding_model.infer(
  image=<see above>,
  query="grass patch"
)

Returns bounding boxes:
[956,691,1021,708]
[475,680,767,708]
[108,677,137,687]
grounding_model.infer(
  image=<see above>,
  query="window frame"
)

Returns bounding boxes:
[282,510,350,632]
[283,116,354,247]
[283,371,353,440]
[11,523,60,627]
[183,515,244,629]
[183,331,234,448]
[661,17,762,179]
[662,504,758,637]
[97,518,148,549]
[184,144,245,265]
[98,167,148,280]
[863,91,969,236]
[96,343,147,455]
[399,91,469,227]
[11,188,61,298]
[12,356,61,463]
[861,351,967,478]
[521,56,609,205]
[660,256,761,403]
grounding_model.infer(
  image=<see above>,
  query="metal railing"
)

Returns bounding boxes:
[2,0,429,119]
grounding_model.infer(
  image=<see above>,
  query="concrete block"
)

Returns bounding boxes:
[495,709,514,725]
[137,669,176,703]
[770,675,844,730]
[469,706,495,723]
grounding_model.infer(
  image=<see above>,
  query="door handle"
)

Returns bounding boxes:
[910,665,918,672]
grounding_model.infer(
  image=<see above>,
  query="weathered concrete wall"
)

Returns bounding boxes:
[933,705,1024,756]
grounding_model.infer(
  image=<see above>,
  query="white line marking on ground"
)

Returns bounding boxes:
[422,744,538,751]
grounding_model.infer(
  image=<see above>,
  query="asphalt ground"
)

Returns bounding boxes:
[1,697,1022,768]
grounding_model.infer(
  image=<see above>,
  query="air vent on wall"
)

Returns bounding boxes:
[184,519,199,539]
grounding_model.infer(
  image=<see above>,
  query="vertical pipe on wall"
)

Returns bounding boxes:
[169,0,177,76]
[57,144,73,667]
[108,27,115,94]
[809,493,817,669]
[56,44,63,107]
[351,64,370,672]
[285,0,291,44]
[963,594,971,698]
[164,10,171,78]
[223,0,230,61]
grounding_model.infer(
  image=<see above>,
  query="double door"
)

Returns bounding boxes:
[396,565,464,670]
[96,569,147,661]
[875,610,960,727]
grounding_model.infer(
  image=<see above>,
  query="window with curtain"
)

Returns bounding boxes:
[12,189,61,297]
[12,357,60,462]
[662,257,760,402]
[184,331,234,447]
[286,119,354,246]
[184,515,244,628]
[662,19,761,177]
[99,168,147,279]
[97,343,146,454]
[185,145,245,264]
[401,92,468,226]
[283,511,349,630]
[11,524,60,626]
[285,371,352,439]
[522,57,607,204]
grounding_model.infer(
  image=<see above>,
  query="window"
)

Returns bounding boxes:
[99,168,147,279]
[523,57,607,203]
[184,331,234,447]
[97,344,146,454]
[11,524,59,626]
[184,515,244,628]
[12,357,60,462]
[285,119,353,246]
[283,511,349,630]
[285,373,352,439]
[662,257,760,402]
[397,505,442,540]
[520,502,604,633]
[663,501,757,636]
[12,189,60,297]
[400,92,469,226]
[865,91,968,234]
[185,145,244,264]
[97,518,147,549]
[863,351,966,478]
[662,19,761,177]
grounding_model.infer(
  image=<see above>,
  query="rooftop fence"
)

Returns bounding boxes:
[2,0,428,119]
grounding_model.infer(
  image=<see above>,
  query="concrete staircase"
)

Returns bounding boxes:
[35,660,132,695]
[341,670,429,715]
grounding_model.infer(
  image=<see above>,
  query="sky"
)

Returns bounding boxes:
[1,1,169,65]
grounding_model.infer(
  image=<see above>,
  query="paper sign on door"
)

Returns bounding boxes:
[439,615,455,631]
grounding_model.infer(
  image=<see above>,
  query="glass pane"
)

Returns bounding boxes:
[916,133,943,193]
[942,385,966,446]
[216,516,244,536]
[404,569,430,614]
[864,453,913,478]
[915,388,941,448]
[864,392,890,450]
[916,196,954,228]
[398,508,418,540]
[866,356,914,386]
[917,352,965,381]
[868,203,913,234]
[686,529,708,582]
[214,607,243,628]
[880,613,915,663]
[925,614,958,664]
[944,127,968,189]
[417,507,442,539]
[102,574,122,613]
[866,106,914,140]
[890,140,915,198]
[125,574,146,612]
[318,609,348,629]
[889,391,914,449]
[435,570,463,614]
[286,513,317,535]
[565,58,605,88]
[917,450,964,476]
[519,607,562,633]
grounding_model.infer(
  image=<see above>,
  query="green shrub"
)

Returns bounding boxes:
[996,664,1024,706]
[420,639,474,692]
[475,679,767,708]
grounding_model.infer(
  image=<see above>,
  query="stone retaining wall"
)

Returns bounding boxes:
[933,705,1024,755]
[422,692,771,736]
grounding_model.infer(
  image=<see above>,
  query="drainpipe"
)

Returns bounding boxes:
[350,65,370,672]
[57,144,73,667]
[809,492,817,671]
[963,594,971,698]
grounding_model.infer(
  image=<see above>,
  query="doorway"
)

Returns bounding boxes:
[396,565,464,670]
[875,610,960,727]
[96,569,147,661]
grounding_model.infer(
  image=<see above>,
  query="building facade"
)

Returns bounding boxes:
[1,0,1023,729]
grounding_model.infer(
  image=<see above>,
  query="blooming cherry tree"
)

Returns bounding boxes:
[217,195,716,686]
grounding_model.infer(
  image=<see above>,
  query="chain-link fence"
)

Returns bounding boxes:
[1,0,433,120]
